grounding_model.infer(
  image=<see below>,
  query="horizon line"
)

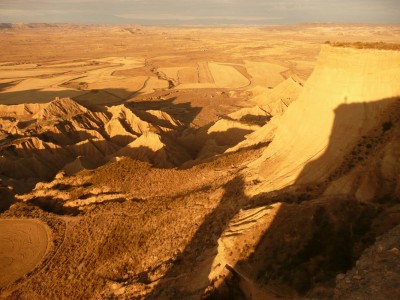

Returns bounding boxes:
[2,21,400,27]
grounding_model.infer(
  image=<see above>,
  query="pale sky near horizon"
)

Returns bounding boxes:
[0,0,399,24]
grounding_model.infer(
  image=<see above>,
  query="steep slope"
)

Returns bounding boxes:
[34,97,88,120]
[0,137,73,180]
[0,98,189,193]
[112,132,191,168]
[0,103,46,118]
[201,45,400,299]
[223,77,303,154]
[247,45,400,194]
[2,45,400,300]
[250,76,303,116]
[334,224,400,300]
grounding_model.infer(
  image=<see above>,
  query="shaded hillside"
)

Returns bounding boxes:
[247,44,400,195]
[0,98,192,194]
[1,44,399,300]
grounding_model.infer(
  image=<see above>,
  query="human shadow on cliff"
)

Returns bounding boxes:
[147,97,400,299]
[229,97,400,297]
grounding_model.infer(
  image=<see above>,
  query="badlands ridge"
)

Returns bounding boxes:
[0,31,400,300]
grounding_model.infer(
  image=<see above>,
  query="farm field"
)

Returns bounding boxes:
[1,23,400,299]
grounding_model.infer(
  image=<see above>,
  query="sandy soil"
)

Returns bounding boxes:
[0,24,400,300]
[1,24,398,107]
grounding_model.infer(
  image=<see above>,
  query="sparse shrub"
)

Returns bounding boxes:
[328,41,400,51]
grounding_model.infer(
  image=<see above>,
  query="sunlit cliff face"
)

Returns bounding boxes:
[0,24,400,300]
[247,45,400,195]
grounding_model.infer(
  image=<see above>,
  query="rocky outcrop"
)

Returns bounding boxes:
[0,98,187,192]
[247,45,400,195]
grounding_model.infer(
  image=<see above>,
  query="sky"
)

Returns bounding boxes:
[0,0,399,25]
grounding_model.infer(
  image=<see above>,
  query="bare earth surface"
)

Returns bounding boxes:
[0,219,49,288]
[0,24,399,299]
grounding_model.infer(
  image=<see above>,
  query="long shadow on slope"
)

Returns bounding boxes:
[148,176,249,300]
[0,87,266,198]
[126,97,202,128]
[0,88,270,212]
[179,125,256,163]
[0,88,203,129]
[0,87,142,106]
[148,176,372,299]
[0,185,15,213]
[0,88,207,140]
[226,97,400,297]
[147,97,400,299]
[249,97,400,208]
[295,97,400,192]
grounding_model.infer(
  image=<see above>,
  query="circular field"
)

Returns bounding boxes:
[0,219,49,288]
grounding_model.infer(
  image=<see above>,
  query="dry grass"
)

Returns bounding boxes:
[325,41,400,50]
[1,24,400,299]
